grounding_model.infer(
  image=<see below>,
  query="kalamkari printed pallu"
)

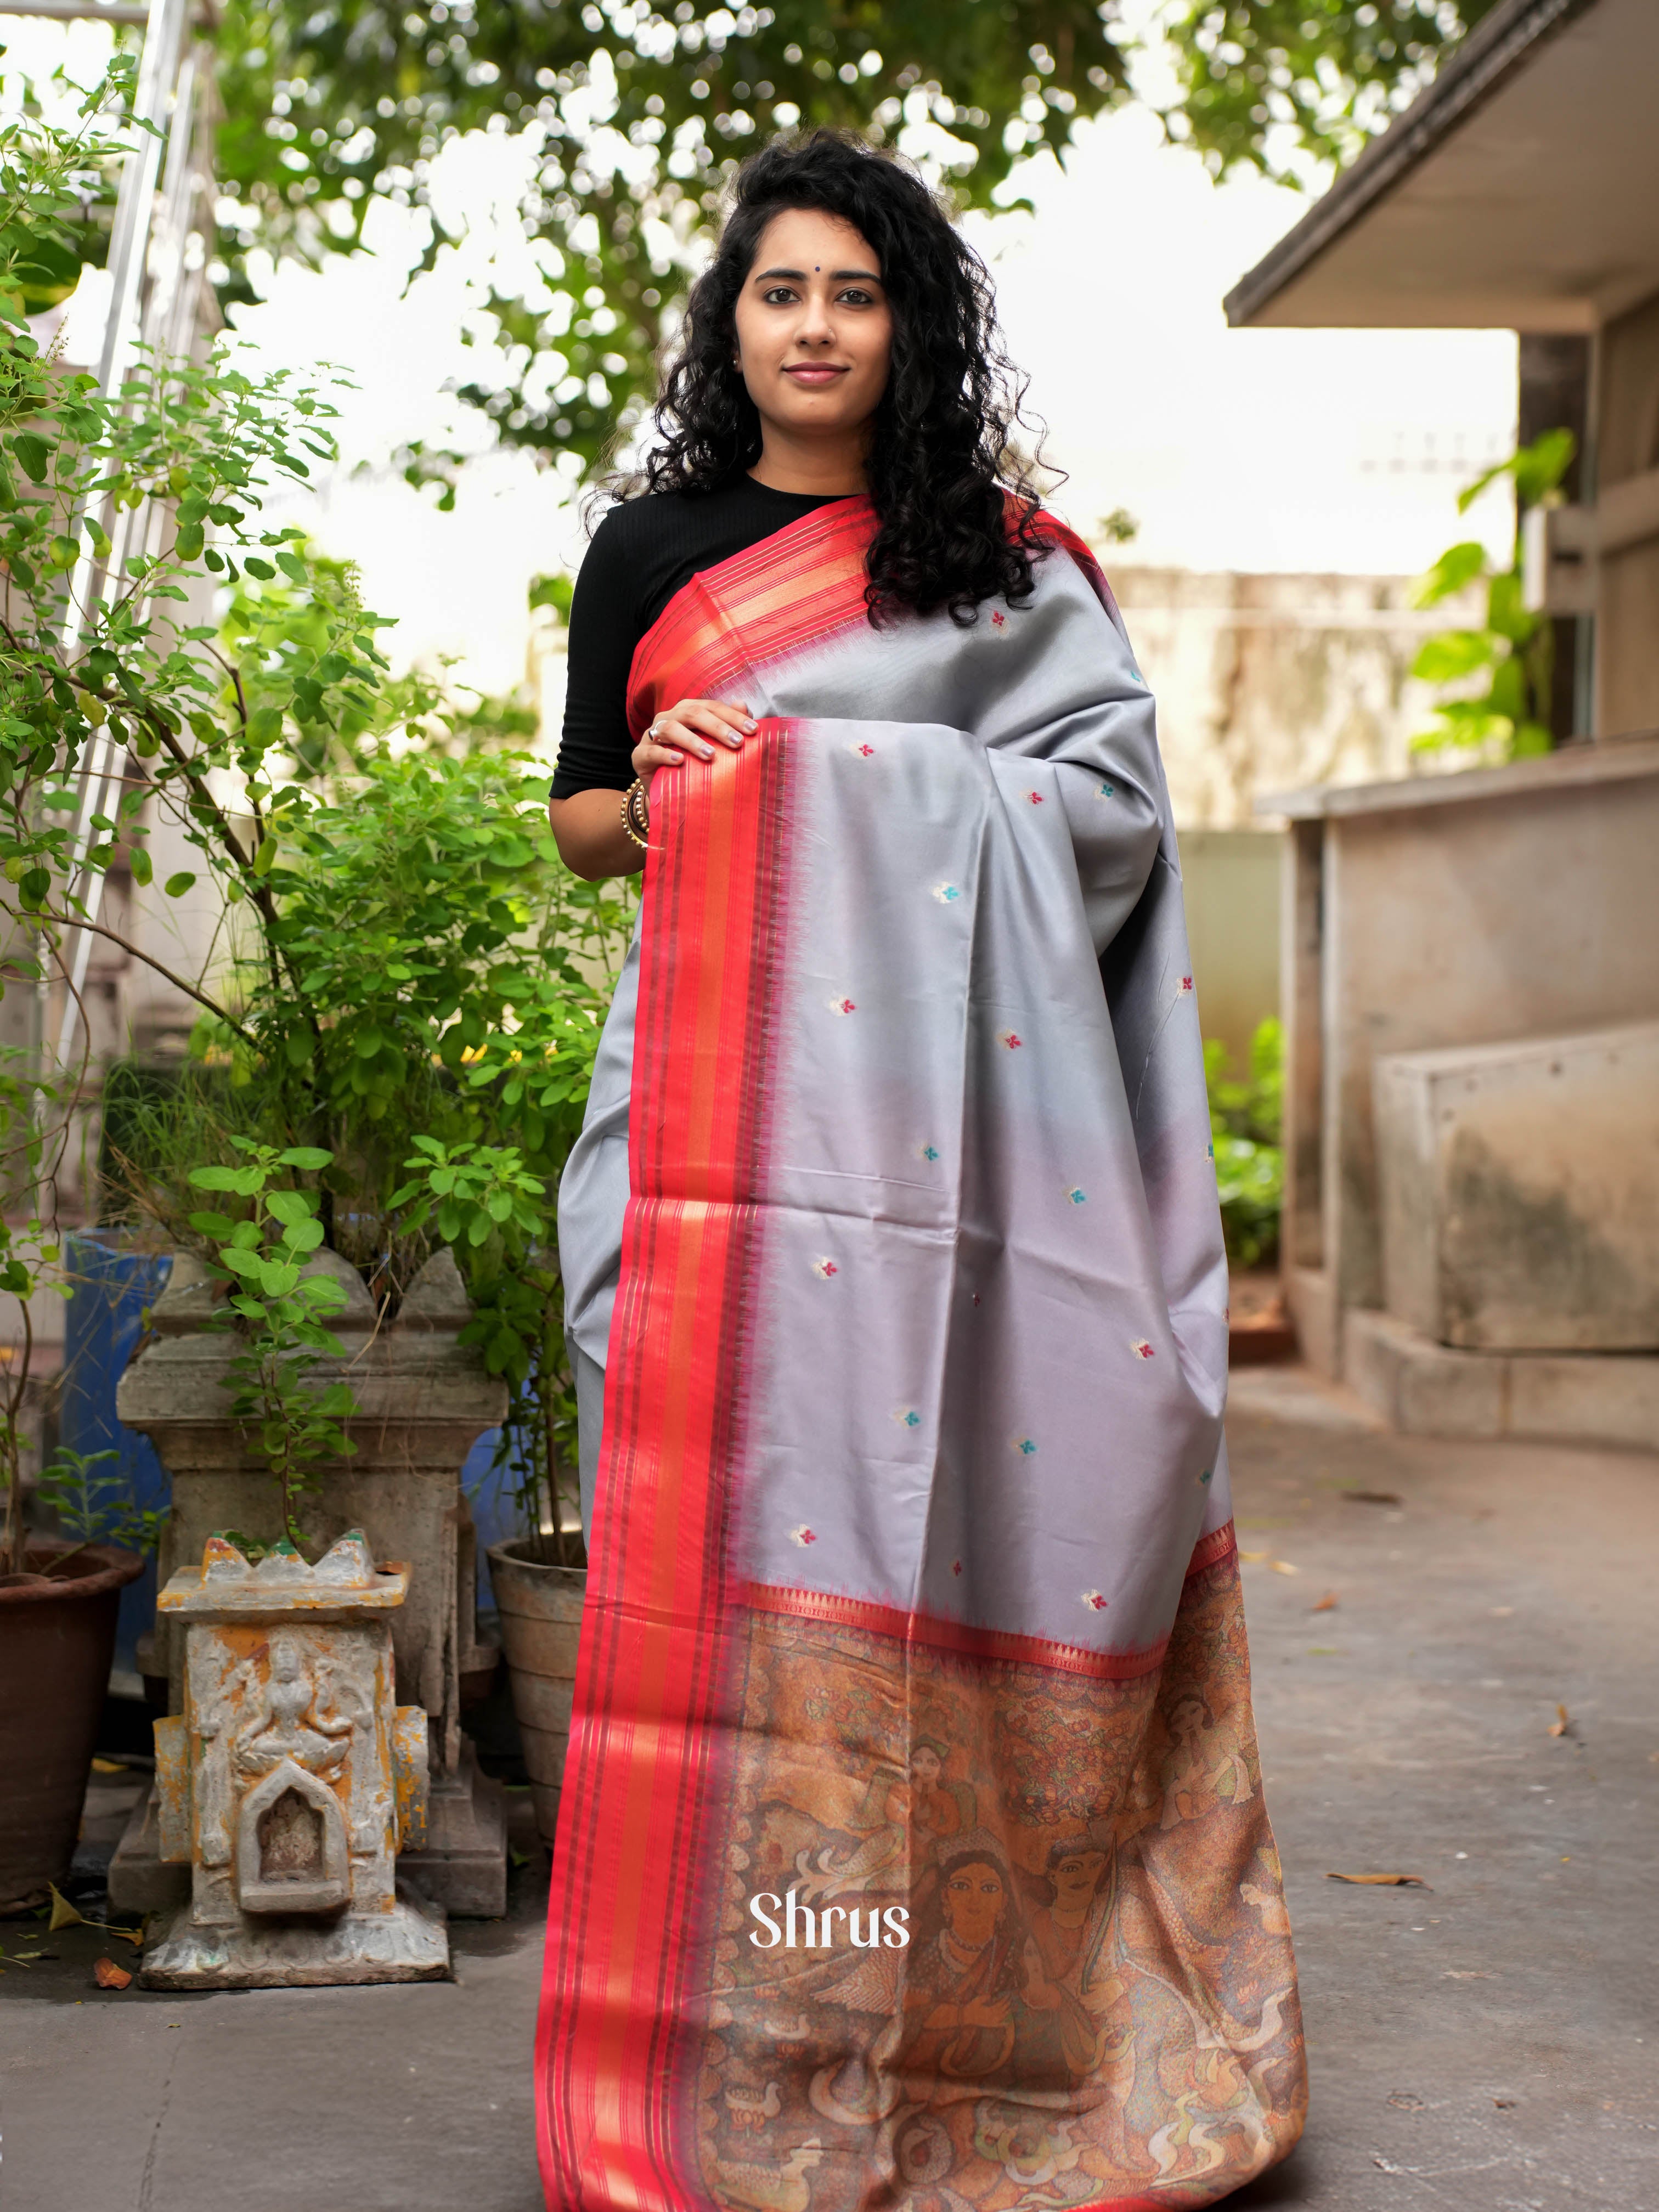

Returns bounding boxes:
[541,497,1307,2211]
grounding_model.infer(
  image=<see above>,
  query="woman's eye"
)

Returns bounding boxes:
[838,288,876,306]
[761,286,798,305]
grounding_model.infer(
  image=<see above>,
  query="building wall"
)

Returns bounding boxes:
[1105,567,1479,829]
[1593,288,1659,737]
[1176,829,1280,1072]
[1278,745,1659,1355]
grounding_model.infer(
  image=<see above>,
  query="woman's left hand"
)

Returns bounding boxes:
[632,695,757,795]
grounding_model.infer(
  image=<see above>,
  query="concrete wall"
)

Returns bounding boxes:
[1264,735,1659,1370]
[1108,567,1481,830]
[1375,1023,1659,1351]
[1593,289,1659,737]
[1177,830,1280,1070]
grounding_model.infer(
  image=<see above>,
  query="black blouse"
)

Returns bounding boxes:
[550,478,851,800]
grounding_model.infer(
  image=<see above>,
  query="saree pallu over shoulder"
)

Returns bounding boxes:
[541,504,1307,2211]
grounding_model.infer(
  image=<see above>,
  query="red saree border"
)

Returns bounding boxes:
[627,496,877,740]
[737,1520,1238,1685]
[535,730,793,2211]
[1187,1517,1239,1579]
[624,494,1125,742]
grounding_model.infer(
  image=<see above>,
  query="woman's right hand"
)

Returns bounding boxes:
[632,696,757,793]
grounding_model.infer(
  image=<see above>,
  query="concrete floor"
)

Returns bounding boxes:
[3,1364,1655,2211]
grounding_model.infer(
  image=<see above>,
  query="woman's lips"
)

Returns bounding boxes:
[783,364,847,386]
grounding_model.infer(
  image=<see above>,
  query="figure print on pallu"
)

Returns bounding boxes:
[541,496,1307,2210]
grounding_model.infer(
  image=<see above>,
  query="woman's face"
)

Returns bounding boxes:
[942,1860,1006,1949]
[732,206,892,448]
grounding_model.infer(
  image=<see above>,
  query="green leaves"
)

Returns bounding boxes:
[1411,631,1494,685]
[185,1141,356,1545]
[189,1163,264,1196]
[10,432,48,484]
[1410,430,1574,766]
[162,872,196,897]
[1412,541,1489,612]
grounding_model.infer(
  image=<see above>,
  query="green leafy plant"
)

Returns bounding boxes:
[1206,1017,1283,1270]
[32,1444,166,1567]
[1409,429,1577,762]
[186,1141,356,1545]
[0,55,133,320]
[2,63,628,1579]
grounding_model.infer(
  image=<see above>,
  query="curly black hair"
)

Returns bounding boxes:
[634,130,1050,627]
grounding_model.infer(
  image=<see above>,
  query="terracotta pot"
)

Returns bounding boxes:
[487,1539,586,1848]
[0,1542,145,1910]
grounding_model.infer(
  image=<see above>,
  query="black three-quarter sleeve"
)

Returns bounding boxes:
[549,506,646,800]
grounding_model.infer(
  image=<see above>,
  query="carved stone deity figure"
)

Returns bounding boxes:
[140,1531,449,1990]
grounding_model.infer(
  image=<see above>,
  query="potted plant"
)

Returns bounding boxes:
[484,1344,588,1852]
[1,1313,155,1908]
[3,61,628,1905]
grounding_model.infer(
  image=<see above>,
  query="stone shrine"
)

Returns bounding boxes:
[140,1532,449,1989]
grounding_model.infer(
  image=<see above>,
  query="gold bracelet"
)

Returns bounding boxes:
[620,776,650,851]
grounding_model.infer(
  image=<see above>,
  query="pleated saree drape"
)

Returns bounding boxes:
[540,500,1307,2211]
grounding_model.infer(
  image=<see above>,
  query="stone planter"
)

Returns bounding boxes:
[110,1247,511,1917]
[487,1539,586,1848]
[0,1541,145,1910]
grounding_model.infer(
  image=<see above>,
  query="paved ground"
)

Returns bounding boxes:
[3,1365,1655,2212]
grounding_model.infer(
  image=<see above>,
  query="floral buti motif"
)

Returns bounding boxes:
[849,741,876,758]
[789,1525,817,1548]
[826,996,857,1017]
[998,1030,1024,1052]
[1081,1589,1108,1613]
[932,882,963,905]
[1131,1339,1155,1361]
[1064,1186,1087,1207]
[812,1258,838,1280]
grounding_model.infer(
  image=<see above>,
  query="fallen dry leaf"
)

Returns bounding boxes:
[93,1956,132,1990]
[1327,1871,1430,1888]
[47,1884,143,1945]
[90,1757,126,1776]
[1547,1703,1572,1737]
[1311,1592,1339,1612]
[1268,1559,1299,1576]
[1344,1490,1403,1507]
[1238,1548,1268,1563]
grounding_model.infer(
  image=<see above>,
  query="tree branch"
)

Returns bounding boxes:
[40,909,256,1046]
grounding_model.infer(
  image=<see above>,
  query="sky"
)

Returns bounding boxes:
[16,15,1520,702]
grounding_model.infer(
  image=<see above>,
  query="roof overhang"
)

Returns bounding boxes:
[1225,0,1659,332]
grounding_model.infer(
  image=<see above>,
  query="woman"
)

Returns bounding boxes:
[540,129,1306,2210]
